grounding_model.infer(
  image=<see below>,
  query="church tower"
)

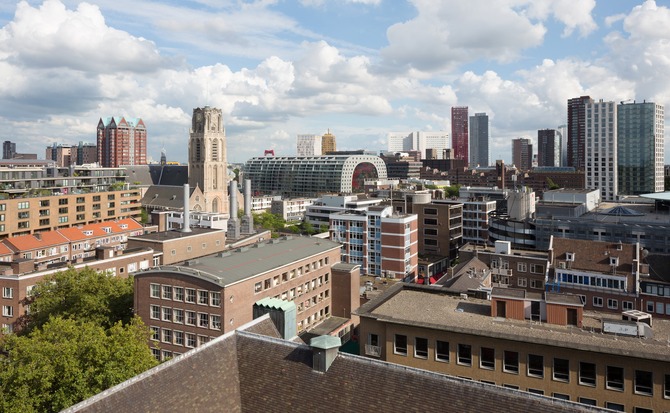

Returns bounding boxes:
[188,106,228,215]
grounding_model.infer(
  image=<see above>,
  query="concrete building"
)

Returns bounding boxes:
[617,101,665,195]
[271,197,316,222]
[127,227,227,266]
[321,130,336,154]
[304,194,385,228]
[469,112,489,167]
[413,200,463,262]
[63,314,598,413]
[296,134,322,156]
[133,236,351,360]
[387,131,449,160]
[585,100,618,201]
[188,107,228,214]
[330,205,418,279]
[96,117,147,167]
[512,138,533,172]
[567,96,593,170]
[46,143,75,167]
[244,155,388,197]
[356,282,670,412]
[451,106,469,164]
[537,129,561,167]
[380,152,423,180]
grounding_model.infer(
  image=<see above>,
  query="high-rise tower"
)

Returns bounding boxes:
[585,100,617,201]
[96,117,147,167]
[188,106,228,215]
[512,138,533,171]
[567,96,593,170]
[469,112,489,167]
[451,107,469,164]
[537,129,560,167]
[322,130,336,154]
[617,101,665,195]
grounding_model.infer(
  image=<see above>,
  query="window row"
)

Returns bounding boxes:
[391,334,661,397]
[149,305,222,330]
[150,284,221,307]
[254,272,329,295]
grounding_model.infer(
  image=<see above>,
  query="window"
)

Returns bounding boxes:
[517,277,527,287]
[174,331,184,346]
[2,306,13,317]
[633,408,653,413]
[210,292,221,307]
[503,351,519,374]
[527,354,543,378]
[186,311,196,326]
[162,285,172,300]
[254,282,262,293]
[414,337,428,359]
[435,340,449,362]
[186,333,196,348]
[578,398,597,406]
[198,313,209,328]
[517,262,527,272]
[552,393,569,400]
[210,315,221,330]
[528,388,544,395]
[634,370,653,396]
[150,326,159,341]
[607,298,618,310]
[185,288,196,303]
[553,358,569,382]
[457,344,472,366]
[162,329,172,343]
[530,264,544,274]
[151,348,161,361]
[174,287,184,301]
[665,374,670,398]
[162,307,172,321]
[480,347,495,370]
[579,362,596,386]
[605,402,625,412]
[623,301,633,311]
[606,366,624,391]
[173,309,184,324]
[2,287,13,299]
[198,290,208,305]
[529,279,543,289]
[593,296,603,307]
[394,334,407,356]
[150,305,160,320]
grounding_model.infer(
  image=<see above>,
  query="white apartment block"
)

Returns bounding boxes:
[271,198,317,222]
[297,134,322,157]
[387,131,449,160]
[585,101,618,201]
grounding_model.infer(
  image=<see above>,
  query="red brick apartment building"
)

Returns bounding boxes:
[134,236,359,361]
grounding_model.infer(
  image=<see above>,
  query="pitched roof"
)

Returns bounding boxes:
[122,165,188,186]
[0,241,14,256]
[3,231,69,251]
[551,237,638,274]
[64,316,603,413]
[141,185,196,209]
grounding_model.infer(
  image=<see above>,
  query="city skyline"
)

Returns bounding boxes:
[1,1,670,164]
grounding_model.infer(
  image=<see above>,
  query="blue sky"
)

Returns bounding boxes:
[0,0,669,164]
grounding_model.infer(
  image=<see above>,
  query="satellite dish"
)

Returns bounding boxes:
[642,249,649,258]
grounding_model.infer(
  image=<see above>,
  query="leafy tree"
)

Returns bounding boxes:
[20,266,134,334]
[546,177,560,190]
[253,212,286,232]
[0,317,157,413]
[445,184,461,198]
[139,207,149,225]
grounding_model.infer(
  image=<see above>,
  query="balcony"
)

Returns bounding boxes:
[365,344,381,357]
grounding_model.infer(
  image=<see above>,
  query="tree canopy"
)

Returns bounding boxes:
[21,266,134,334]
[0,266,157,412]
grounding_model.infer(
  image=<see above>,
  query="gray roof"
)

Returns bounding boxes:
[64,315,605,413]
[141,185,193,209]
[122,164,188,186]
[129,227,222,243]
[437,256,490,292]
[135,236,341,287]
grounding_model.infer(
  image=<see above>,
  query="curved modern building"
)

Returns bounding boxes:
[244,155,388,197]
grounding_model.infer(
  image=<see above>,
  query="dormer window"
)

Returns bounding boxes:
[83,230,93,236]
[119,224,128,229]
[103,227,111,233]
[610,257,619,266]
[566,252,575,261]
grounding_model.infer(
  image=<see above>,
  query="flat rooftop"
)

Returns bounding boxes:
[459,243,549,259]
[137,236,341,287]
[357,284,670,361]
[128,227,224,242]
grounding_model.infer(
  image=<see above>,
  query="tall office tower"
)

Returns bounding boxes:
[188,106,228,214]
[77,142,97,165]
[512,138,533,171]
[322,130,336,154]
[585,100,617,201]
[469,112,489,167]
[3,141,15,159]
[451,107,469,164]
[567,96,593,170]
[96,116,147,167]
[557,124,567,167]
[617,101,665,195]
[537,129,561,167]
[297,134,322,156]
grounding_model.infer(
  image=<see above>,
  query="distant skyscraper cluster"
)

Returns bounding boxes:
[296,130,337,156]
[387,131,449,160]
[46,142,97,167]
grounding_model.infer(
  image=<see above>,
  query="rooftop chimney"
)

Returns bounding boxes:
[310,335,341,373]
[182,184,192,232]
